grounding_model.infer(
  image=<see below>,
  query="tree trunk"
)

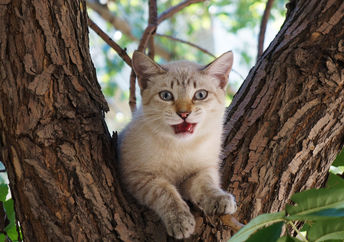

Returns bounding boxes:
[0,0,343,241]
[222,0,344,224]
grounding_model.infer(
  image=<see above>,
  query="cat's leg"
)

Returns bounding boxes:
[181,168,237,215]
[129,175,195,239]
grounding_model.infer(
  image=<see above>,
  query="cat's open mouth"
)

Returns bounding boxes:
[171,122,197,134]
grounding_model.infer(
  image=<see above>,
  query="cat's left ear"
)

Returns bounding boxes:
[202,51,233,89]
[132,51,166,89]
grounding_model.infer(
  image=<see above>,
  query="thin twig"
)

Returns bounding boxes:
[156,33,216,57]
[148,37,155,59]
[128,23,156,112]
[257,0,275,60]
[86,0,171,60]
[156,33,245,81]
[129,71,137,113]
[88,17,132,67]
[137,25,158,52]
[86,1,135,40]
[158,0,205,24]
[129,0,206,113]
[129,0,158,113]
[148,0,158,59]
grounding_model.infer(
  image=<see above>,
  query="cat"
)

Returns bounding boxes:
[118,51,237,239]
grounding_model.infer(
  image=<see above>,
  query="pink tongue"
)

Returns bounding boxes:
[172,122,195,134]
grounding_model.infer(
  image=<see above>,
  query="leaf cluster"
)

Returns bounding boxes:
[0,183,21,241]
[230,148,344,242]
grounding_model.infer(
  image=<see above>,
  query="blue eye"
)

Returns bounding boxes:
[194,89,208,100]
[159,90,174,101]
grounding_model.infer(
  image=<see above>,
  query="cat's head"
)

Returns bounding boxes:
[132,51,233,139]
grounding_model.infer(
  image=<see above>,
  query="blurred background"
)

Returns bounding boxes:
[87,0,287,132]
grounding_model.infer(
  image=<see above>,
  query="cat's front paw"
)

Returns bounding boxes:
[200,192,237,215]
[164,207,195,239]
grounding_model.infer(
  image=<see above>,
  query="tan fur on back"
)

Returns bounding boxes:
[119,51,236,239]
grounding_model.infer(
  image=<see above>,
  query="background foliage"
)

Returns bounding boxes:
[87,0,287,131]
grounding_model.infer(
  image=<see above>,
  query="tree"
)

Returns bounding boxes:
[0,0,343,241]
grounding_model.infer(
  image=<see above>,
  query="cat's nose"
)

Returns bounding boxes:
[177,111,190,119]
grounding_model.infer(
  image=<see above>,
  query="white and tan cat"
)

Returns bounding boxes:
[119,51,237,239]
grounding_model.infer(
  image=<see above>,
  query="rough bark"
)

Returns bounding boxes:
[0,0,119,241]
[0,0,343,242]
[223,0,344,223]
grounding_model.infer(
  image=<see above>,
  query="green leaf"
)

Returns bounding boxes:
[286,188,344,221]
[308,208,344,218]
[326,173,344,188]
[246,222,283,242]
[229,212,285,242]
[4,199,15,223]
[277,235,302,242]
[307,219,344,242]
[0,183,8,202]
[5,222,18,241]
[332,148,344,167]
[4,198,18,241]
[0,233,6,241]
[300,222,311,232]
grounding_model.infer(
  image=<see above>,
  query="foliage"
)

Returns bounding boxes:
[87,0,287,94]
[229,149,344,242]
[87,0,287,130]
[0,182,21,241]
[230,187,344,242]
[328,148,344,188]
[331,148,344,167]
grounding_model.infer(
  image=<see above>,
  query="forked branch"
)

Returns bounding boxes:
[129,0,205,112]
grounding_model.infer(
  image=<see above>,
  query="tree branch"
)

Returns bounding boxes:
[86,0,171,60]
[158,0,205,24]
[129,71,137,113]
[129,0,206,113]
[257,0,275,60]
[88,17,132,68]
[86,1,135,39]
[156,33,245,81]
[148,0,158,59]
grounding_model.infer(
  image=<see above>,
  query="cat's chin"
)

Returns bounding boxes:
[171,121,197,136]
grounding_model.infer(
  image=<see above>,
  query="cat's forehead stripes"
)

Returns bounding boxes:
[170,76,193,90]
[163,61,201,88]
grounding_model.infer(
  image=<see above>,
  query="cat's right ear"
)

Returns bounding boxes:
[132,51,166,89]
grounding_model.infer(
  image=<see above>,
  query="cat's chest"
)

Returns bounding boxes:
[147,137,220,174]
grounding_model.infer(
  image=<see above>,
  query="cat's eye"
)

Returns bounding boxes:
[159,90,174,101]
[194,89,208,100]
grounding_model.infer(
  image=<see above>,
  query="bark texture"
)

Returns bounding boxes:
[0,0,119,241]
[0,0,343,241]
[223,0,344,223]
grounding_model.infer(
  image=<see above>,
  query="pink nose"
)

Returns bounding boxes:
[177,112,190,119]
